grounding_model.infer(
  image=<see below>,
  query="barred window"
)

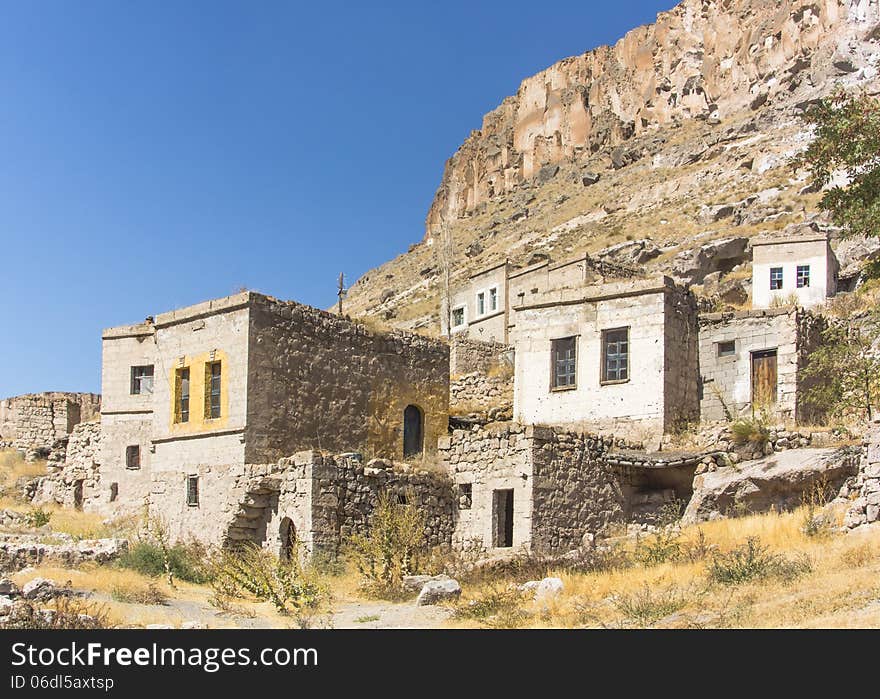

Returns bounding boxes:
[796,265,810,288]
[130,365,154,395]
[205,361,221,419]
[770,267,783,290]
[186,475,199,506]
[551,336,577,389]
[602,327,629,383]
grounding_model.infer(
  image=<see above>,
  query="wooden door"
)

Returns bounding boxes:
[751,349,778,411]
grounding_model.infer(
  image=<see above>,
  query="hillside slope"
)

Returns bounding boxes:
[343,0,880,334]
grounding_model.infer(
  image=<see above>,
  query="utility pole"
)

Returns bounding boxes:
[337,272,346,315]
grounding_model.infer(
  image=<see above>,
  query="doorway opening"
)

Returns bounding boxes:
[403,404,424,458]
[279,517,296,562]
[492,489,514,548]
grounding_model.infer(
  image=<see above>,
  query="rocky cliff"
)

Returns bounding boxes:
[343,0,880,333]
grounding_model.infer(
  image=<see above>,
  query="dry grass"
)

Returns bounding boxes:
[0,449,46,495]
[449,509,880,628]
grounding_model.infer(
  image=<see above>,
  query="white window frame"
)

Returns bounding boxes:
[476,290,486,317]
[450,304,467,332]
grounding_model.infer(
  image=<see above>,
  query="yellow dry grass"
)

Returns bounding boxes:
[449,509,880,629]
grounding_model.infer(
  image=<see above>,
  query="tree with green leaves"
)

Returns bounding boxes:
[799,89,880,238]
[801,317,880,423]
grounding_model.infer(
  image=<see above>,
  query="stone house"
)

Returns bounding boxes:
[698,308,826,423]
[97,291,449,543]
[511,276,699,443]
[751,229,839,309]
[441,252,640,343]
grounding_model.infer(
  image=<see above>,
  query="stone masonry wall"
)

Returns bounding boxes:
[148,450,455,557]
[246,295,449,463]
[663,286,700,430]
[0,393,101,456]
[450,336,512,376]
[450,372,513,414]
[439,423,629,554]
[529,426,627,553]
[32,420,103,511]
[844,426,880,528]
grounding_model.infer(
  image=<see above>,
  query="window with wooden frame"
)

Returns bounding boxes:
[204,361,221,419]
[551,336,577,390]
[175,367,190,423]
[186,475,199,506]
[125,445,140,470]
[601,327,629,383]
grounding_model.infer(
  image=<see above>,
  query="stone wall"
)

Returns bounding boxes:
[844,426,880,528]
[439,423,630,555]
[0,393,101,456]
[146,450,455,556]
[450,372,513,414]
[247,295,450,462]
[450,336,512,376]
[32,421,104,511]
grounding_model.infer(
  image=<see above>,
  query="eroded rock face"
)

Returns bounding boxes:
[425,0,880,230]
[683,446,861,523]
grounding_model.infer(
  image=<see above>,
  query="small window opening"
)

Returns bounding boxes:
[796,264,810,288]
[130,365,154,395]
[717,340,736,357]
[186,475,199,506]
[125,445,140,470]
[175,367,190,423]
[458,483,472,510]
[602,327,630,383]
[551,336,577,389]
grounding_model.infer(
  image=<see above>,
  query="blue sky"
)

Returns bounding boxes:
[0,0,676,395]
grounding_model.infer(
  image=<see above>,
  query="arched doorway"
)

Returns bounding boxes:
[279,517,296,562]
[403,404,423,458]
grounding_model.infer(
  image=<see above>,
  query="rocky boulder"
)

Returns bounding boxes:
[597,239,662,267]
[519,577,564,601]
[684,447,861,523]
[416,578,462,606]
[670,237,749,285]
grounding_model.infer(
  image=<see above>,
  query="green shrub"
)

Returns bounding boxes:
[613,584,690,626]
[707,538,812,585]
[730,413,771,446]
[24,506,52,528]
[635,530,682,566]
[210,543,323,615]
[117,540,212,584]
[347,489,428,598]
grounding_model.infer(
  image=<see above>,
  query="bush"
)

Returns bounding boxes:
[707,538,812,585]
[117,539,212,584]
[110,582,168,606]
[24,506,52,528]
[347,489,428,598]
[210,544,323,615]
[635,530,682,566]
[613,584,690,626]
[729,412,771,446]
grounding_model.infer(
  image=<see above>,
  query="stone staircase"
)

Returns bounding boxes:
[223,475,282,548]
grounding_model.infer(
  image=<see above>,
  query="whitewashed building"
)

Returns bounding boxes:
[751,229,838,309]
